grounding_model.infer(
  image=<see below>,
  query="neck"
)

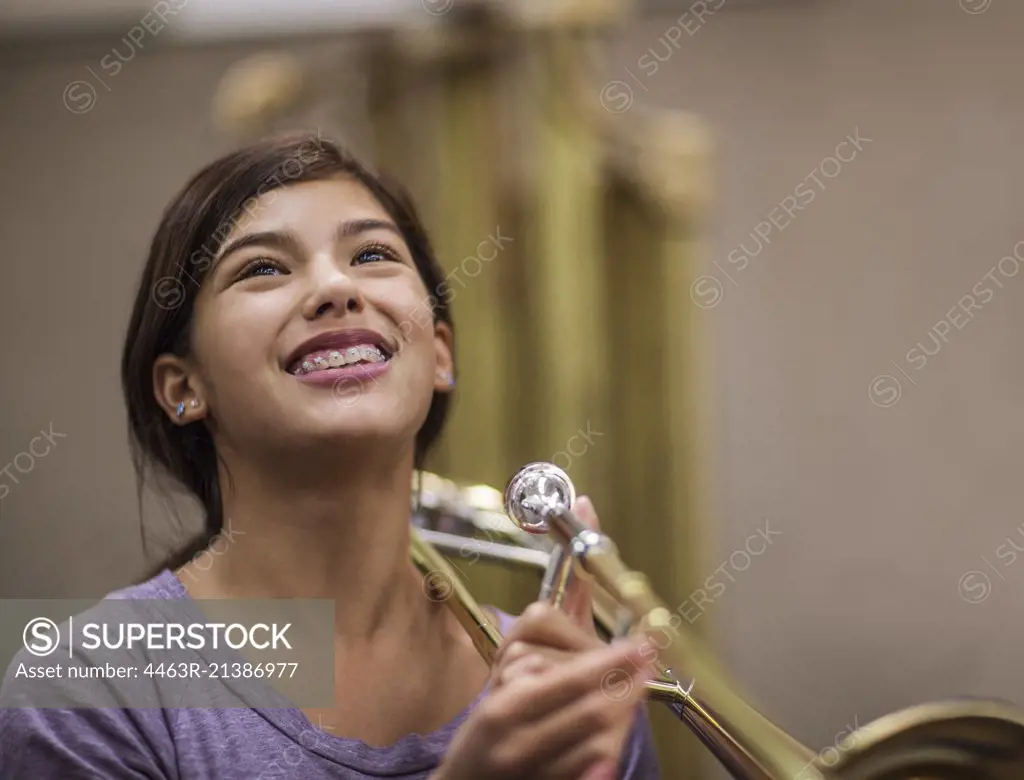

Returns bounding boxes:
[177,441,432,641]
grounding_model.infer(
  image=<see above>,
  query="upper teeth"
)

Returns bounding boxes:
[297,345,387,374]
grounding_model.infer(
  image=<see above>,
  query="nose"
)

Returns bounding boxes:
[302,258,364,320]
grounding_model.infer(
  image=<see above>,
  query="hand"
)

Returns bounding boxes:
[437,497,656,780]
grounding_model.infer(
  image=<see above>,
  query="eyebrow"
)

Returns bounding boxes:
[214,218,404,266]
[335,218,403,241]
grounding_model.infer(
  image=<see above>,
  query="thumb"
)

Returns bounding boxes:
[560,495,599,635]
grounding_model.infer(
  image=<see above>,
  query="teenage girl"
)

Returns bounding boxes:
[0,134,661,780]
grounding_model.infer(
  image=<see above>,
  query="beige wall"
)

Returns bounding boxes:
[604,1,1024,775]
[2,0,1023,776]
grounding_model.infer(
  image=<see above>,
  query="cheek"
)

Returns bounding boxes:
[395,326,437,392]
[191,297,280,395]
[381,292,440,404]
[376,283,437,354]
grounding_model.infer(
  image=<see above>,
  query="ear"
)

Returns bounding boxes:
[153,353,208,424]
[432,321,455,394]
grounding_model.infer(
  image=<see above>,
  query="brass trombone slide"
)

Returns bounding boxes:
[411,463,1024,780]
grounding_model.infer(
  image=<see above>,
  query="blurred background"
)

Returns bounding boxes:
[2,0,1023,778]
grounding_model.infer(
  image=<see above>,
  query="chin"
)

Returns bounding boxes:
[293,402,414,445]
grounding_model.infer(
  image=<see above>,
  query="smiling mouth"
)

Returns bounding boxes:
[288,344,392,376]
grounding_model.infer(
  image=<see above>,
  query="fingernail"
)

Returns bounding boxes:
[581,759,617,780]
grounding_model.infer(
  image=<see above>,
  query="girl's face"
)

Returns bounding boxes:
[158,177,453,457]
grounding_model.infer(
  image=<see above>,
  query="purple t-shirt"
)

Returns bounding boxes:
[0,569,661,779]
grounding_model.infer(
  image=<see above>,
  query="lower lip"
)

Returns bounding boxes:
[291,360,392,387]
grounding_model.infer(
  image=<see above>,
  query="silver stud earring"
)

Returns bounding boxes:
[438,370,454,387]
[176,402,185,418]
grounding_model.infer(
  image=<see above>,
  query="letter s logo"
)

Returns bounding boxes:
[23,618,60,657]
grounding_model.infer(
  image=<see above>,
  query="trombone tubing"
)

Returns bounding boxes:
[550,511,825,780]
[412,527,680,699]
[415,528,551,570]
[411,527,823,780]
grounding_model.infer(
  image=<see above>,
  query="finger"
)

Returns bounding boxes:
[507,670,648,776]
[578,759,621,780]
[541,727,634,780]
[499,640,576,668]
[544,737,628,780]
[495,603,600,666]
[495,652,553,689]
[560,496,600,634]
[514,694,640,779]
[492,636,654,723]
[494,642,582,690]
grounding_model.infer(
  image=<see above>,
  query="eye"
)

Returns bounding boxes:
[237,257,285,280]
[353,242,402,266]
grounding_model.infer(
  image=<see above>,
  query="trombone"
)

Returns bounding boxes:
[411,462,1024,780]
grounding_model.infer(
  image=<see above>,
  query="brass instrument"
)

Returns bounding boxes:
[411,463,1024,780]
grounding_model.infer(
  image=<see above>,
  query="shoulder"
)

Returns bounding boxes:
[0,571,184,778]
[0,704,173,779]
[3,569,187,704]
[105,568,187,601]
[2,571,178,703]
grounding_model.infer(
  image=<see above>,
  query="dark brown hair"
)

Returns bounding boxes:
[121,132,454,575]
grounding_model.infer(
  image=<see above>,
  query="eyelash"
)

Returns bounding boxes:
[237,257,283,280]
[235,243,401,281]
[353,242,402,265]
